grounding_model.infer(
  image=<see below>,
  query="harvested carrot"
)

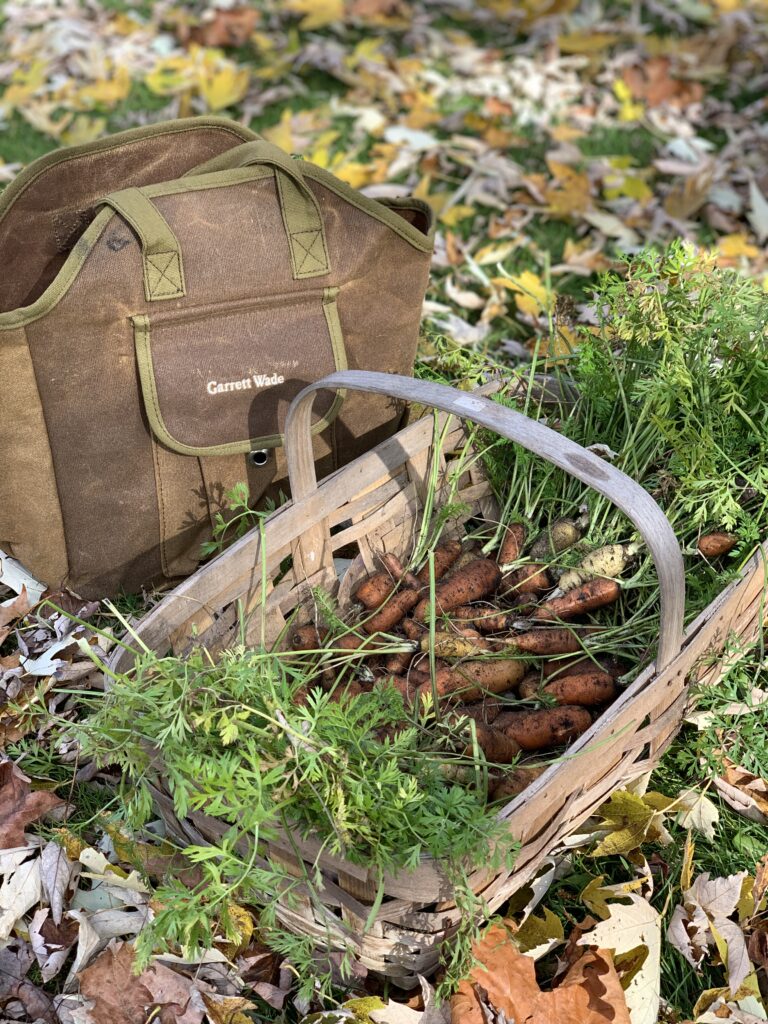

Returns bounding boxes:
[698,531,738,558]
[533,578,620,621]
[376,674,420,704]
[378,552,420,590]
[453,605,510,633]
[364,589,420,634]
[431,658,526,702]
[402,618,426,641]
[518,672,545,700]
[465,723,521,764]
[542,654,631,680]
[353,573,397,610]
[385,650,414,675]
[414,559,501,621]
[501,562,551,595]
[497,523,526,568]
[507,628,589,656]
[491,764,547,800]
[554,541,640,596]
[497,705,592,751]
[289,623,329,651]
[542,672,617,707]
[326,680,364,702]
[529,515,586,560]
[419,629,491,659]
[415,539,463,585]
[454,698,502,726]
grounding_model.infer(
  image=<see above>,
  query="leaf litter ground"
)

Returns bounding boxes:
[1,1,768,1022]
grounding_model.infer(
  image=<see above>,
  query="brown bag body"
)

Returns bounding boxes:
[0,117,434,597]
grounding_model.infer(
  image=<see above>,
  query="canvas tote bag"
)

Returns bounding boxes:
[0,117,434,598]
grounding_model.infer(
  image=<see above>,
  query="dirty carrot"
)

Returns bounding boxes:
[529,516,585,560]
[698,531,738,558]
[506,628,590,656]
[497,522,526,568]
[364,588,420,633]
[453,604,510,632]
[415,539,463,585]
[542,654,631,679]
[466,723,521,764]
[540,672,617,707]
[419,629,491,659]
[378,551,421,589]
[353,572,397,610]
[532,578,620,621]
[289,623,329,651]
[415,558,501,620]
[501,562,551,595]
[497,706,592,751]
[491,763,548,800]
[431,658,527,702]
[554,541,640,596]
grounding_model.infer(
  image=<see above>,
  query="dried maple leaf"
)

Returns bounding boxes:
[622,58,704,108]
[451,922,631,1024]
[0,760,63,850]
[0,586,32,646]
[190,8,260,47]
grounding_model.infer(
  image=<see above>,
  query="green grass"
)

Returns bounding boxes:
[0,112,57,166]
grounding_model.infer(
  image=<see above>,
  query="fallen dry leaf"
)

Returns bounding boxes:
[451,922,631,1024]
[0,759,63,849]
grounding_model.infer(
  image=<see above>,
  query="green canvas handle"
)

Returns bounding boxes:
[188,140,331,279]
[99,188,185,302]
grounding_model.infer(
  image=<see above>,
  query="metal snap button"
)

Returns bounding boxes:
[249,449,269,467]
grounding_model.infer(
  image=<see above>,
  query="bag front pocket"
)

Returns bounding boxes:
[133,286,346,456]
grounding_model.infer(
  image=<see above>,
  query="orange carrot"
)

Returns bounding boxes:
[491,764,547,800]
[506,628,590,656]
[698,531,738,558]
[541,672,617,707]
[465,724,521,764]
[518,672,545,699]
[385,650,414,675]
[289,623,329,651]
[497,706,592,751]
[497,523,526,567]
[430,658,527,702]
[415,559,502,621]
[501,562,551,595]
[415,539,463,585]
[353,572,397,610]
[532,578,620,621]
[542,654,630,680]
[378,552,421,590]
[454,697,502,726]
[453,605,510,633]
[402,618,426,642]
[364,589,420,634]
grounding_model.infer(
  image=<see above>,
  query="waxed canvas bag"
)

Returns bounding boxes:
[0,117,434,597]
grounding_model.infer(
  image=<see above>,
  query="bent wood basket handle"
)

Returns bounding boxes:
[284,370,686,670]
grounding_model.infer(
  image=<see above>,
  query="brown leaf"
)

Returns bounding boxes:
[451,923,631,1024]
[189,8,260,48]
[78,942,154,1024]
[0,586,32,645]
[622,58,704,108]
[0,938,57,1023]
[0,760,63,849]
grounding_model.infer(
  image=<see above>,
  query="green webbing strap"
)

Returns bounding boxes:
[99,188,185,302]
[188,140,330,280]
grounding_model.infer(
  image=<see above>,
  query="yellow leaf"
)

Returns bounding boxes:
[77,68,131,109]
[220,902,254,958]
[145,57,195,97]
[61,115,107,147]
[262,108,294,151]
[603,174,653,202]
[52,828,87,861]
[716,233,759,265]
[543,163,591,218]
[198,63,250,112]
[342,996,387,1022]
[333,162,375,188]
[475,241,518,265]
[681,833,695,892]
[441,204,476,227]
[286,0,344,29]
[411,174,449,215]
[514,906,564,953]
[202,995,257,1024]
[613,79,644,121]
[494,270,550,318]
